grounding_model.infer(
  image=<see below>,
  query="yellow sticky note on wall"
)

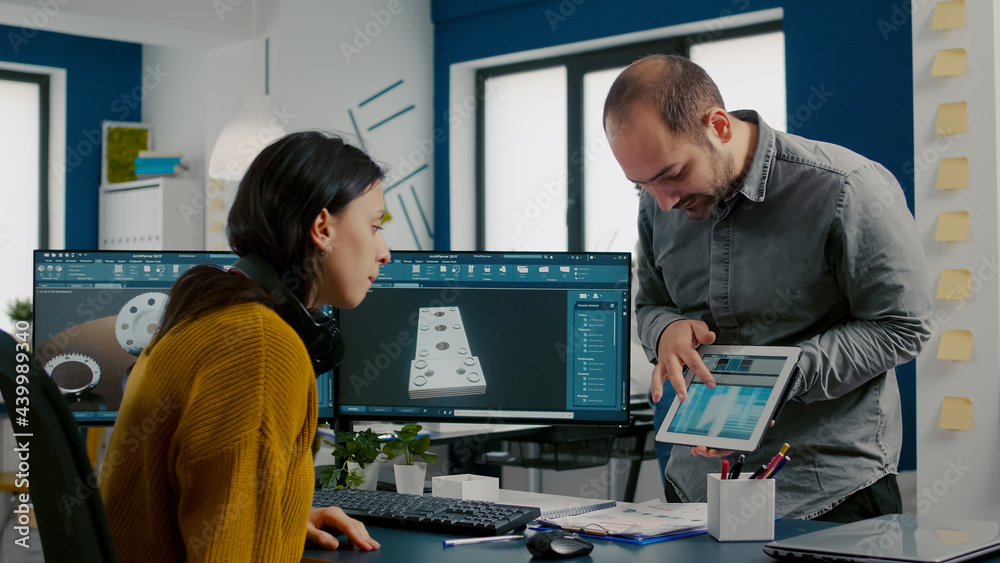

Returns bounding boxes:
[931,48,967,76]
[937,157,969,190]
[209,197,226,212]
[939,396,973,430]
[936,269,972,300]
[935,211,970,241]
[932,0,965,30]
[937,329,973,360]
[936,102,968,135]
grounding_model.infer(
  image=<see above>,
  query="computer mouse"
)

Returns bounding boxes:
[526,530,594,559]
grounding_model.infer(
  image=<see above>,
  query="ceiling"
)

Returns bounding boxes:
[0,0,258,49]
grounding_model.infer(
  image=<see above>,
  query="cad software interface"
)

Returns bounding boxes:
[336,251,631,424]
[33,250,337,423]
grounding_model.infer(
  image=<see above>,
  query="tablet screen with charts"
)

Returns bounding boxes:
[654,345,802,453]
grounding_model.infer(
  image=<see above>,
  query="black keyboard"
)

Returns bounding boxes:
[312,487,541,536]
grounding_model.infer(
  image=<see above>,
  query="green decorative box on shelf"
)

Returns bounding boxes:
[102,121,152,184]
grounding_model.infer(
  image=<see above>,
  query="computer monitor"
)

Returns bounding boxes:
[335,251,631,426]
[32,250,337,424]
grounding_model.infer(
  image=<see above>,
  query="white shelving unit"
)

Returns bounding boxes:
[98,177,204,250]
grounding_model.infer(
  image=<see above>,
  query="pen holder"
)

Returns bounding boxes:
[706,474,775,542]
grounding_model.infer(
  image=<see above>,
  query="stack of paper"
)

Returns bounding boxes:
[536,499,707,541]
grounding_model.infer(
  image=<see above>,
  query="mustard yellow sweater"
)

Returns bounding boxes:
[99,302,317,562]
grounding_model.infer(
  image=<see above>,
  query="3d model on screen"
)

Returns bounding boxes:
[409,306,486,399]
[115,291,169,355]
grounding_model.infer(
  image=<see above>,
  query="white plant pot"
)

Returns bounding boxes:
[346,461,380,490]
[394,462,427,495]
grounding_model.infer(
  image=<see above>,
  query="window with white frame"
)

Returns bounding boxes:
[0,70,49,333]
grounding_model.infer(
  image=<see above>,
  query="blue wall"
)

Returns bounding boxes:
[431,0,919,470]
[0,25,142,249]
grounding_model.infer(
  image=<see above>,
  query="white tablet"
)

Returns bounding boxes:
[654,345,801,453]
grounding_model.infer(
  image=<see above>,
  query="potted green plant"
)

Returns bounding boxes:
[319,428,383,489]
[382,424,438,495]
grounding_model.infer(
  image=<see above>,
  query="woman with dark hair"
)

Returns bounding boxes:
[99,131,388,562]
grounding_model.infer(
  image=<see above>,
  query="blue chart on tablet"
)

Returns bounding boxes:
[666,354,788,441]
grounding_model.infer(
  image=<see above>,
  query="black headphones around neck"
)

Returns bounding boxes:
[230,253,344,374]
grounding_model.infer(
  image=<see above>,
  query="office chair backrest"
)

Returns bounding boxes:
[0,330,118,562]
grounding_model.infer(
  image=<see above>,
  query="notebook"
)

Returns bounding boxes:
[498,489,616,519]
[763,514,1000,562]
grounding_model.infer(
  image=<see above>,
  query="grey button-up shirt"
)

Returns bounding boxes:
[637,111,933,519]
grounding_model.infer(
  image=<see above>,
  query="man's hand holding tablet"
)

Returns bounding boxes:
[653,342,802,454]
[651,319,718,403]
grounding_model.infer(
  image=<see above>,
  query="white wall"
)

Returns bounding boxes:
[142,0,435,250]
[914,0,1000,520]
[141,46,208,182]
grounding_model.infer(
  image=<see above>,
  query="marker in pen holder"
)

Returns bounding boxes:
[706,473,775,542]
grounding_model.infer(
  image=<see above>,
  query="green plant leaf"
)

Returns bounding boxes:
[344,468,365,489]
[5,298,31,322]
[319,465,339,488]
[390,440,408,458]
[398,424,422,440]
[411,434,431,455]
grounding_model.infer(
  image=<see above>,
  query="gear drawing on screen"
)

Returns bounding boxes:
[115,291,169,355]
[44,352,102,394]
[409,307,486,399]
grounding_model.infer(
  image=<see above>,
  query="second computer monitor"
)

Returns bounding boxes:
[336,251,631,425]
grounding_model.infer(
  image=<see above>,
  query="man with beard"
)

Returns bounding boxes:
[604,55,933,522]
